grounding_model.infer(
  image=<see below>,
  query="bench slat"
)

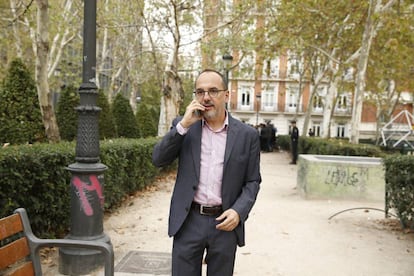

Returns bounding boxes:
[4,261,34,276]
[0,237,30,270]
[0,213,23,240]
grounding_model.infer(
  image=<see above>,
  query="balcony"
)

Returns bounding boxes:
[262,105,278,112]
[284,104,304,113]
[236,102,254,111]
[334,106,352,115]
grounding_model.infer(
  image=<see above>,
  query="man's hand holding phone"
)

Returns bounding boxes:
[180,100,205,129]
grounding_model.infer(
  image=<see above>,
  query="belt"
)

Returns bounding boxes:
[191,202,223,216]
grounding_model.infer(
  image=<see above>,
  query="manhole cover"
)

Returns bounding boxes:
[115,251,171,275]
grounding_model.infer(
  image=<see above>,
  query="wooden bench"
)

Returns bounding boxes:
[0,208,114,276]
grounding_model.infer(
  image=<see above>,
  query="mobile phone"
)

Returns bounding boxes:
[194,109,203,117]
[192,94,203,117]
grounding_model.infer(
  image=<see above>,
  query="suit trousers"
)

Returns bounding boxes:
[172,208,238,276]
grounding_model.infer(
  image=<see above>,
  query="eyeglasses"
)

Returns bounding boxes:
[194,88,226,98]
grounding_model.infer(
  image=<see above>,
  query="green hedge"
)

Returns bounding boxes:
[277,135,384,157]
[383,155,414,230]
[100,138,162,209]
[0,138,173,237]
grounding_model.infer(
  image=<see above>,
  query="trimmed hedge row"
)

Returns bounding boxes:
[0,138,172,237]
[277,135,384,157]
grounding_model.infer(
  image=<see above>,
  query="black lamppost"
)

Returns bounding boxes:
[59,1,111,274]
[256,93,261,126]
[222,53,233,87]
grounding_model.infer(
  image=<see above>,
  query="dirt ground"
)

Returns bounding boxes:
[44,151,414,276]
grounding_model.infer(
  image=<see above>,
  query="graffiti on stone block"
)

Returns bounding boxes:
[324,166,368,190]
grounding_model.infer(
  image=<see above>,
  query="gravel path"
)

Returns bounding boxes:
[44,151,414,275]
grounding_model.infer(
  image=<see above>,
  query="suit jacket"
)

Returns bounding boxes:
[291,126,299,143]
[152,113,261,246]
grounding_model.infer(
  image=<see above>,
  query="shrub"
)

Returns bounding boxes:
[383,155,414,230]
[0,59,45,144]
[56,85,79,141]
[136,104,157,138]
[112,93,139,138]
[98,90,117,139]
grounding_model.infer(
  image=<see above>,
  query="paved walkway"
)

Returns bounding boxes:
[45,151,414,275]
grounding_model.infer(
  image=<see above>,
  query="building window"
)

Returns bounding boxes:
[312,95,323,109]
[288,93,297,107]
[337,95,348,110]
[286,85,298,111]
[263,86,276,111]
[265,58,279,78]
[312,123,321,137]
[287,53,303,78]
[266,60,271,77]
[238,84,254,111]
[289,56,299,75]
[242,92,250,106]
[337,124,346,137]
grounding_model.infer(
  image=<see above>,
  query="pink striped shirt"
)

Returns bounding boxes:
[193,117,228,206]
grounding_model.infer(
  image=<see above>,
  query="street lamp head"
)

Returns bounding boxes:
[222,53,233,70]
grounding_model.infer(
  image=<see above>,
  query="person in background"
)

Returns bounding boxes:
[152,69,261,276]
[290,120,299,164]
[271,123,277,151]
[308,128,315,137]
[260,122,272,152]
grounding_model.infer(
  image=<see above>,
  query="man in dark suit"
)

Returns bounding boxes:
[152,69,261,276]
[290,120,299,164]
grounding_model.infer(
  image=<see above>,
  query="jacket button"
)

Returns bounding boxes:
[192,186,197,190]
[185,207,189,212]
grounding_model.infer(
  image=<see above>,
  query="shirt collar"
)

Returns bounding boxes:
[202,111,229,132]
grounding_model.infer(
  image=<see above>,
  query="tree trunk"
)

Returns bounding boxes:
[96,0,109,98]
[350,0,397,143]
[158,62,183,136]
[35,0,60,142]
[350,16,373,143]
[157,1,184,137]
[302,65,327,135]
[10,0,23,58]
[201,0,219,68]
[302,85,316,135]
[322,76,338,138]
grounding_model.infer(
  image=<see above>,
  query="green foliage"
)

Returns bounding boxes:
[366,2,414,94]
[112,93,139,138]
[98,90,117,139]
[56,85,79,141]
[0,142,74,237]
[383,155,414,230]
[179,74,194,115]
[278,135,384,157]
[136,77,163,137]
[276,135,291,151]
[0,137,175,238]
[140,77,161,114]
[0,59,45,144]
[136,104,157,137]
[100,138,162,208]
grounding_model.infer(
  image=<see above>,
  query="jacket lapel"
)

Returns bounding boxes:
[191,121,202,180]
[224,116,238,168]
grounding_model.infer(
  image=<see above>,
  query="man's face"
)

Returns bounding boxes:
[195,71,229,120]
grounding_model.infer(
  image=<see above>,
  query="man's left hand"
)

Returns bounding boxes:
[216,209,240,231]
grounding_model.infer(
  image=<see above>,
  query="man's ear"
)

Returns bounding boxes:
[225,91,230,102]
